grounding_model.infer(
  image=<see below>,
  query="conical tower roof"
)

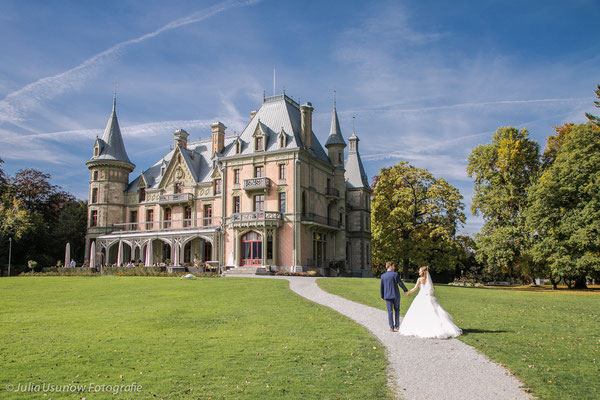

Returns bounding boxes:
[325,98,346,148]
[87,96,134,169]
[345,129,369,189]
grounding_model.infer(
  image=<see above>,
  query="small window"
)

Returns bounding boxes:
[184,206,192,227]
[94,146,99,157]
[90,210,98,227]
[255,166,264,178]
[279,134,285,148]
[161,167,166,176]
[234,169,240,184]
[233,196,240,213]
[338,152,342,163]
[93,171,98,181]
[255,136,263,151]
[235,140,241,154]
[254,195,264,212]
[279,164,286,180]
[130,210,138,222]
[91,188,98,204]
[164,208,172,229]
[146,209,154,230]
[279,193,286,213]
[203,205,212,226]
[139,188,146,202]
[214,179,222,195]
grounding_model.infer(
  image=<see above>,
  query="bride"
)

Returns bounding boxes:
[399,266,462,339]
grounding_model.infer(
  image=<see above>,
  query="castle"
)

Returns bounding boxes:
[85,93,372,276]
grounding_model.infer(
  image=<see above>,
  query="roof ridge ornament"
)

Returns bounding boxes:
[113,82,118,112]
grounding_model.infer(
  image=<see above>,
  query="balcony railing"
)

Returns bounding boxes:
[243,177,271,191]
[158,193,193,204]
[301,213,340,228]
[325,187,340,197]
[112,217,221,232]
[230,211,282,223]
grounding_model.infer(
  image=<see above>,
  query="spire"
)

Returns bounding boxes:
[345,127,369,189]
[86,95,134,169]
[325,91,346,148]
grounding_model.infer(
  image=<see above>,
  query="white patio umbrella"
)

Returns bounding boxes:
[64,243,70,268]
[90,241,96,269]
[144,240,153,266]
[116,241,123,267]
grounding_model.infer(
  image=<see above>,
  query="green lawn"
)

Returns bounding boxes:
[0,277,391,399]
[317,278,600,400]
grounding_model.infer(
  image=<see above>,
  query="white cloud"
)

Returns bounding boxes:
[0,0,260,125]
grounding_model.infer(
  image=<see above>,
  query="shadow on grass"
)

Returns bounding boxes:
[461,328,509,335]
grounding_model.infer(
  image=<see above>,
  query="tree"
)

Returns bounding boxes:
[0,158,8,194]
[585,83,600,127]
[0,193,35,240]
[467,127,541,281]
[527,123,600,289]
[371,162,465,278]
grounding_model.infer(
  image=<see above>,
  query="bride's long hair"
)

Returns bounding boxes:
[419,266,428,279]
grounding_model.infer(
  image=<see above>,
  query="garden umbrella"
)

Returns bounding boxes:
[144,240,152,266]
[64,243,70,268]
[90,241,96,269]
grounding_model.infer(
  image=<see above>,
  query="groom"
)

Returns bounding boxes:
[380,261,408,332]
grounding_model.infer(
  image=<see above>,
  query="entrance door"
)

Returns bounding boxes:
[241,231,262,266]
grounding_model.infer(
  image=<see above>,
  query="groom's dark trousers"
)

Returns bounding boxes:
[380,270,408,330]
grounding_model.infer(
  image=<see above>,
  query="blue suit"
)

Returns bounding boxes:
[380,270,408,330]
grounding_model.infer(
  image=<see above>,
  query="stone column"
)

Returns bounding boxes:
[273,228,279,267]
[235,230,241,267]
[261,229,267,266]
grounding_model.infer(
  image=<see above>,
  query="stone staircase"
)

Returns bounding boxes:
[222,267,270,276]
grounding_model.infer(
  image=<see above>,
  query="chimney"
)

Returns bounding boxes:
[300,102,313,150]
[173,129,189,149]
[250,110,258,120]
[211,122,226,156]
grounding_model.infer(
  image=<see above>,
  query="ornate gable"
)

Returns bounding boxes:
[159,148,195,189]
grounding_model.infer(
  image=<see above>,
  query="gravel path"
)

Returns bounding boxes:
[233,275,532,400]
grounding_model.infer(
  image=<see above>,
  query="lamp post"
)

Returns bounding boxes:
[8,237,12,277]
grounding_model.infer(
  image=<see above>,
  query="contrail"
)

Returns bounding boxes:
[0,0,259,124]
[337,97,590,116]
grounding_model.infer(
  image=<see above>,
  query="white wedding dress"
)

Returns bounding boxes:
[399,273,462,339]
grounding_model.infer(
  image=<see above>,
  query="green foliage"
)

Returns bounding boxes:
[317,278,600,400]
[527,123,600,287]
[585,83,600,127]
[0,277,391,399]
[0,165,86,271]
[467,127,541,281]
[0,194,35,240]
[27,260,38,271]
[371,162,465,278]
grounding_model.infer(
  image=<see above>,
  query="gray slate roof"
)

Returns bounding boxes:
[88,99,134,166]
[127,94,335,192]
[325,105,346,147]
[345,131,370,189]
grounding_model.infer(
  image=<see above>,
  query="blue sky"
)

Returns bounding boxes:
[0,0,598,234]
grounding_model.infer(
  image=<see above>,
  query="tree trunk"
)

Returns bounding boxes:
[573,275,588,290]
[402,257,409,280]
[549,277,559,290]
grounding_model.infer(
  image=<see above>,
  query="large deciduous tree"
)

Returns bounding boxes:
[371,162,465,278]
[526,123,600,289]
[467,127,541,281]
[0,165,86,271]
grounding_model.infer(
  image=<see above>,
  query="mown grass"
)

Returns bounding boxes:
[316,278,600,400]
[0,277,391,399]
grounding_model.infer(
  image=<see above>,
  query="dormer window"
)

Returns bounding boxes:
[214,179,222,195]
[255,136,264,151]
[139,188,146,202]
[94,146,99,157]
[161,166,166,176]
[279,131,286,148]
[235,139,241,154]
[175,183,182,193]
